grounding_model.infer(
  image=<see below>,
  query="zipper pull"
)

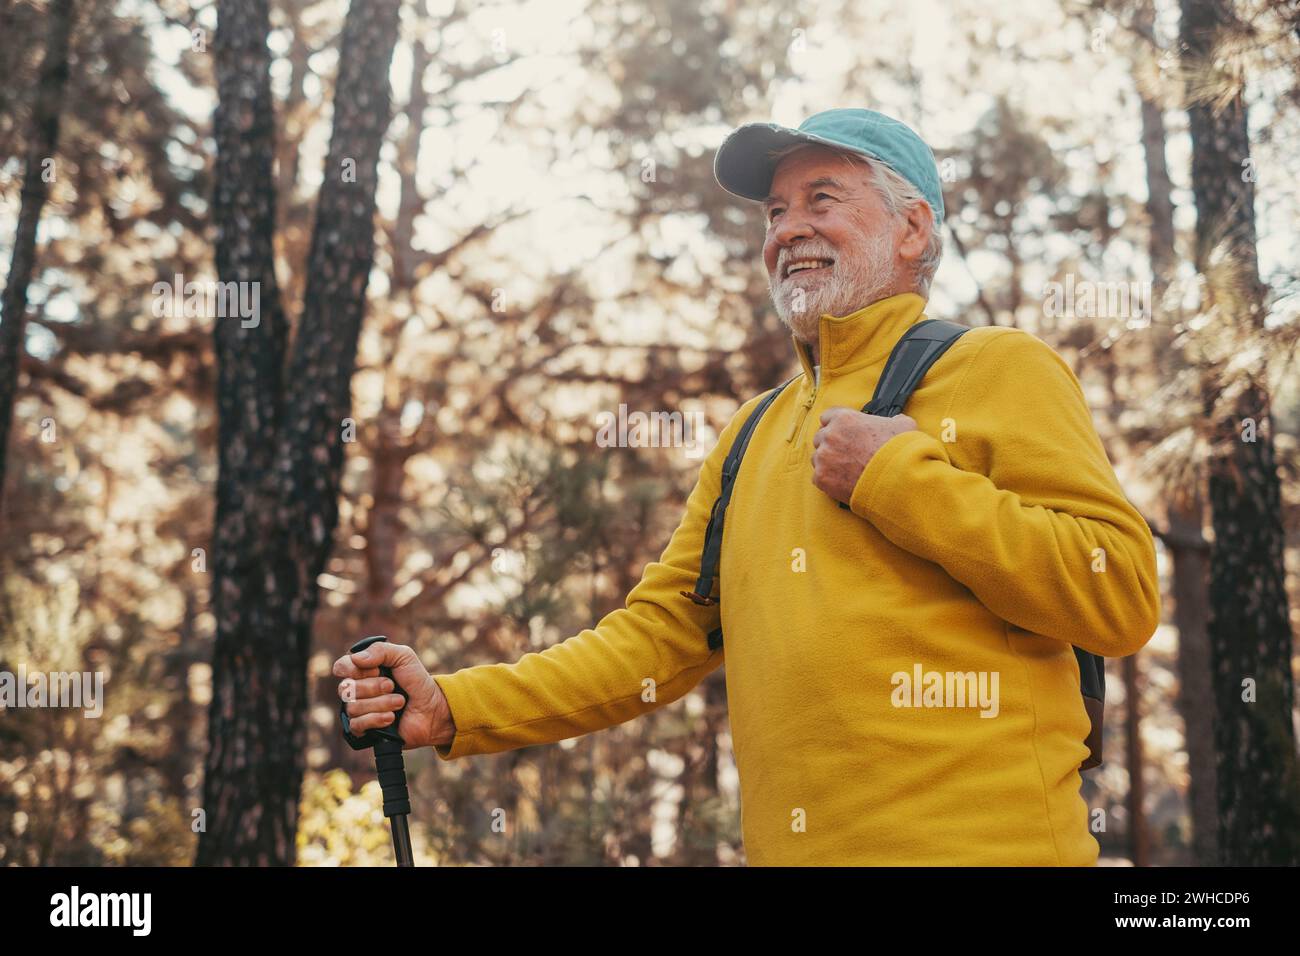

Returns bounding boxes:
[786,389,815,442]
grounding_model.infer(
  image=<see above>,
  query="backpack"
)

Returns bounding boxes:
[681,318,1106,771]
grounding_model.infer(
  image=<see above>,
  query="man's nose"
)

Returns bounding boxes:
[771,212,815,248]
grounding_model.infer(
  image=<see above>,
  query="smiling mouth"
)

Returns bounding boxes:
[783,257,835,279]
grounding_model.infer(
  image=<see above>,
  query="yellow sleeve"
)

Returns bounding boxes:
[849,328,1160,658]
[429,397,762,759]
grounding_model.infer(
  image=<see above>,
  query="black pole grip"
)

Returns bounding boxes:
[338,635,416,866]
[373,737,411,817]
[340,635,409,751]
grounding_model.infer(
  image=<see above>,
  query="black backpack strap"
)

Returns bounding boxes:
[1074,646,1105,701]
[836,318,969,513]
[682,375,799,649]
[863,318,970,417]
[1075,646,1106,770]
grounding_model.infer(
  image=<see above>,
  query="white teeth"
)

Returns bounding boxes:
[786,258,833,277]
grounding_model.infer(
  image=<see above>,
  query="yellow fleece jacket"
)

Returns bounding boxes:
[430,292,1161,866]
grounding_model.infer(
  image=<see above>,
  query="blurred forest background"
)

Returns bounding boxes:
[1,0,1298,866]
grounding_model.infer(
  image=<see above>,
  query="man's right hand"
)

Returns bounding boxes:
[333,641,456,750]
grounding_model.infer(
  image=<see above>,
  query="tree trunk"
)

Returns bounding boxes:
[199,0,296,866]
[197,0,402,866]
[0,0,74,510]
[1132,1,1219,864]
[1167,491,1216,864]
[278,0,403,605]
[1180,0,1300,866]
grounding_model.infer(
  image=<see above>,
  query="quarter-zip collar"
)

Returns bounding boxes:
[792,291,929,383]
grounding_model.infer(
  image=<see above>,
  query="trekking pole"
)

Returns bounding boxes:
[340,635,414,866]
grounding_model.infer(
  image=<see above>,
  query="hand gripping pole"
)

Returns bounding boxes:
[340,635,414,866]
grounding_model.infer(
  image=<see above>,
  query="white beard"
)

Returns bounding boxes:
[769,228,898,347]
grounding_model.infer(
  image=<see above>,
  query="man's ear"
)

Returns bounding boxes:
[896,201,934,262]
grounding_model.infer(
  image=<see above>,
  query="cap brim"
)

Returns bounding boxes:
[713,122,881,202]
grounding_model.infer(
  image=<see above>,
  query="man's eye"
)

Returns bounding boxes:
[814,192,834,201]
[767,209,783,221]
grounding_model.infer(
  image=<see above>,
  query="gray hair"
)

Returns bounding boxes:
[765,142,943,297]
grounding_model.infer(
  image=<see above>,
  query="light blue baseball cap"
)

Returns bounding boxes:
[714,108,945,224]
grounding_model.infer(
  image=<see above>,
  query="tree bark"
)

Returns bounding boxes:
[0,0,74,512]
[1180,0,1300,866]
[1169,485,1218,863]
[1132,0,1219,865]
[197,0,402,866]
[278,0,403,603]
[199,0,295,866]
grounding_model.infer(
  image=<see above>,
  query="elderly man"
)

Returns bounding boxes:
[335,108,1161,866]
